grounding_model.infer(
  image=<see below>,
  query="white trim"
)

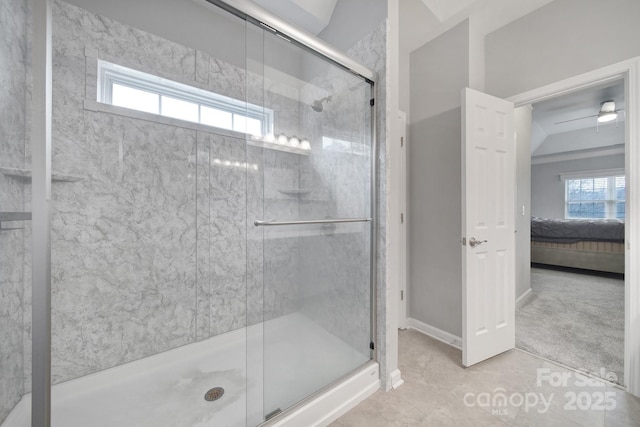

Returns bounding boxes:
[508,56,640,397]
[389,369,404,389]
[266,363,380,427]
[516,288,533,309]
[83,100,311,156]
[625,57,640,397]
[508,58,638,107]
[397,110,408,330]
[96,59,274,137]
[531,145,625,165]
[407,317,462,350]
[559,168,625,181]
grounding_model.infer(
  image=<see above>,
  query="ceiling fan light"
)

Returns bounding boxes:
[597,111,618,123]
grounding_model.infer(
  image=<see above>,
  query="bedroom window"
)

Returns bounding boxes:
[565,175,625,220]
[97,60,273,136]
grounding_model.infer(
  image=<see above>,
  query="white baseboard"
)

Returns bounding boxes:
[407,318,462,350]
[269,362,380,427]
[516,288,533,309]
[388,369,404,389]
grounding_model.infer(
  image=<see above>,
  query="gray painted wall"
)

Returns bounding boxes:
[407,0,640,338]
[408,21,469,337]
[486,0,640,98]
[531,154,625,219]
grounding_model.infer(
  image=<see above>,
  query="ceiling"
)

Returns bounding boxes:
[254,0,555,50]
[252,0,337,35]
[250,0,625,159]
[531,81,626,157]
[532,81,625,135]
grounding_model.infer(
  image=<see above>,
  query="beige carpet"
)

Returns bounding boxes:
[516,266,624,385]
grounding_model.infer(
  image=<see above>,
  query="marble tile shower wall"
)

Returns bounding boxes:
[49,0,304,383]
[0,0,29,422]
[296,83,371,355]
[297,22,387,360]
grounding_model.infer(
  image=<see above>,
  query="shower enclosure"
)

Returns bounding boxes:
[0,0,378,426]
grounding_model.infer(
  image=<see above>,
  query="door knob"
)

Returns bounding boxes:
[469,237,487,248]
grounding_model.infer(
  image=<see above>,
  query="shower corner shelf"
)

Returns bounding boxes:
[278,189,312,197]
[0,211,32,231]
[0,167,84,182]
[0,212,32,222]
[247,140,311,156]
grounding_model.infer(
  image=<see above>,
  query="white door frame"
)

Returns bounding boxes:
[398,110,408,329]
[507,57,640,396]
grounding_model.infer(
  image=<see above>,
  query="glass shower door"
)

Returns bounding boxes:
[254,29,374,420]
[0,0,33,423]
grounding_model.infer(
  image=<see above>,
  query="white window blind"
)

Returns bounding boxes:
[565,174,625,219]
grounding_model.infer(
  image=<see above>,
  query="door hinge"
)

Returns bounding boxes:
[461,237,466,246]
[400,213,404,224]
[370,98,375,107]
[369,341,375,350]
[401,290,404,301]
[401,136,404,147]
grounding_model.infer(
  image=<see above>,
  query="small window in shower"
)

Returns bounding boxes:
[97,60,272,137]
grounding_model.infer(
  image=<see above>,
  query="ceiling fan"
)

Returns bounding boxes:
[554,100,624,127]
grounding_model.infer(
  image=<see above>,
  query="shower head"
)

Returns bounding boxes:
[311,96,332,112]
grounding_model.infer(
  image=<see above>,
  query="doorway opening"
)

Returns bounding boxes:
[515,80,626,386]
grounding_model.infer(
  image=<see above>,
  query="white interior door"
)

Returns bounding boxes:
[462,87,516,367]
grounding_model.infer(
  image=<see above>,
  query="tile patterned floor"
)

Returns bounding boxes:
[331,329,640,426]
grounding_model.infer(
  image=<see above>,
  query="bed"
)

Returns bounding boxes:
[530,216,625,274]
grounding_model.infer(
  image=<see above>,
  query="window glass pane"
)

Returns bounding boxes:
[100,62,270,135]
[616,176,626,200]
[567,180,581,201]
[111,83,159,114]
[616,202,625,219]
[233,114,247,133]
[580,179,594,199]
[593,178,607,200]
[566,175,625,219]
[161,96,199,122]
[246,117,262,136]
[567,202,606,219]
[201,106,232,130]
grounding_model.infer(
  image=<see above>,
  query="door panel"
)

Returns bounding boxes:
[256,28,374,421]
[462,88,515,367]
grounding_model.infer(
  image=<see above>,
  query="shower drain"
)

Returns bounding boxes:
[204,387,225,402]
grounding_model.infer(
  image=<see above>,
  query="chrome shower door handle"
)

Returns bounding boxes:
[469,237,487,248]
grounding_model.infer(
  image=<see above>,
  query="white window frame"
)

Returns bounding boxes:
[561,169,625,220]
[97,60,273,136]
